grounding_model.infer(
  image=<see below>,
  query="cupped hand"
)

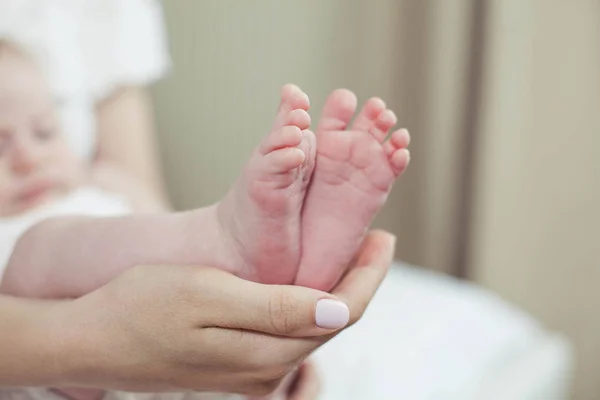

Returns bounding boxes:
[44,230,395,396]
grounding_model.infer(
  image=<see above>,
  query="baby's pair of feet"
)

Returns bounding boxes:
[44,86,407,400]
[215,85,410,291]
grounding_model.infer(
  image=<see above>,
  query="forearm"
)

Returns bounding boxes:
[0,207,226,299]
[95,87,170,209]
[0,295,67,386]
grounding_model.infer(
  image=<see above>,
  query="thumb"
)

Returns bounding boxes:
[198,269,350,337]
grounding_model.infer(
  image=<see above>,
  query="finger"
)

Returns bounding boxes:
[317,89,357,132]
[331,230,396,325]
[288,362,321,400]
[196,269,350,337]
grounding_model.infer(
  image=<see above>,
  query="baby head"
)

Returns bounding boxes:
[0,40,82,217]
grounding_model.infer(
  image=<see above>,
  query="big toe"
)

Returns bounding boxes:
[317,89,358,132]
[280,84,310,111]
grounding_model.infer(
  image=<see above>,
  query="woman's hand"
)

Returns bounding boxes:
[7,230,394,396]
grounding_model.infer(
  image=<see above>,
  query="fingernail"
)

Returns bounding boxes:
[315,299,350,329]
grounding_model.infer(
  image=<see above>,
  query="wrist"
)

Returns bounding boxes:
[0,296,71,386]
[44,295,114,389]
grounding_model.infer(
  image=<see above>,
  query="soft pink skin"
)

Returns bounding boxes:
[216,84,315,284]
[296,89,410,292]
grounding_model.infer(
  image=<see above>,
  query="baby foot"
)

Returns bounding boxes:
[296,89,410,291]
[214,84,316,284]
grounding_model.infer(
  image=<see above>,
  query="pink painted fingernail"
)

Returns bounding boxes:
[315,299,350,329]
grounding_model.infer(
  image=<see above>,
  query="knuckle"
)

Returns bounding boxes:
[269,290,301,335]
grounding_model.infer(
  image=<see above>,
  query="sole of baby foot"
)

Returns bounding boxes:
[215,84,316,284]
[296,89,410,291]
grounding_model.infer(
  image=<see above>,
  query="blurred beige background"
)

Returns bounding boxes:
[151,1,599,398]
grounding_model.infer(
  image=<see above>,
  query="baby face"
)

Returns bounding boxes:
[0,48,82,217]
